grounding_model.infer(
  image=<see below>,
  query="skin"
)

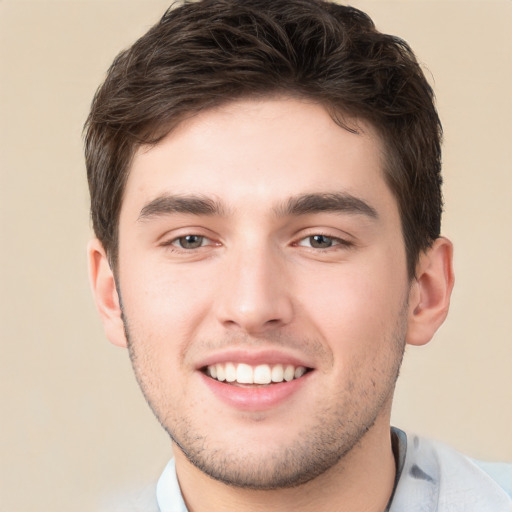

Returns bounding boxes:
[89,97,454,511]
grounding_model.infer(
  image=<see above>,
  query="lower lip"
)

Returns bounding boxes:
[199,371,312,411]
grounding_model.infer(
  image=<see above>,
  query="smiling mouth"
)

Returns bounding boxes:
[202,363,312,386]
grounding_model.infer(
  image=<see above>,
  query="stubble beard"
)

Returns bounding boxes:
[122,304,407,491]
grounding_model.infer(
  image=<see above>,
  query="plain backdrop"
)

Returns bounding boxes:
[1,1,511,510]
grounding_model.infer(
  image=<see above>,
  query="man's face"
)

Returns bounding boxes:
[116,97,412,488]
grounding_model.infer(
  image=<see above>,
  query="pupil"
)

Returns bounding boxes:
[311,235,332,248]
[180,235,202,249]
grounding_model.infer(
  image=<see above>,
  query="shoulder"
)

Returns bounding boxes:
[390,430,512,512]
[470,458,512,498]
[430,437,512,510]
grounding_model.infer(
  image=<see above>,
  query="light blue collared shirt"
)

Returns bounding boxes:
[114,429,512,511]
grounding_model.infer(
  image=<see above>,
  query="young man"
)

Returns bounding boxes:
[85,0,512,510]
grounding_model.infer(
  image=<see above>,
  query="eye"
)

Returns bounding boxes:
[172,235,209,249]
[308,234,334,249]
[296,234,350,249]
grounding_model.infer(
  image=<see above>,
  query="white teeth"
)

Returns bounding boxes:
[236,363,253,384]
[216,364,226,382]
[283,365,295,382]
[271,364,284,382]
[294,366,306,379]
[225,362,236,382]
[206,362,308,384]
[254,364,272,384]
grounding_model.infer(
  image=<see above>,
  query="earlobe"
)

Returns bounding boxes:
[87,238,128,348]
[406,237,455,346]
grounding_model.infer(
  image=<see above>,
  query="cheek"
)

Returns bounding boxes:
[119,265,206,411]
[122,254,208,314]
[296,259,408,351]
[118,259,214,364]
[297,267,408,402]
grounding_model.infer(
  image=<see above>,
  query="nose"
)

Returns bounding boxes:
[214,244,294,335]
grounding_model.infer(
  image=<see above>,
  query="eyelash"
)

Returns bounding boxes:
[294,234,353,250]
[162,234,214,251]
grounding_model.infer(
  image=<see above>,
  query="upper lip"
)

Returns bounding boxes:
[195,348,315,370]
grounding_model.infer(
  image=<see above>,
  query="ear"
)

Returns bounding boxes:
[406,237,454,346]
[87,238,128,348]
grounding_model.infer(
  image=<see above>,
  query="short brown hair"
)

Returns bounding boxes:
[85,0,442,278]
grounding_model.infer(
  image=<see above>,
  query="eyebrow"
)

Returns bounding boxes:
[138,194,226,220]
[277,192,378,219]
[137,191,378,221]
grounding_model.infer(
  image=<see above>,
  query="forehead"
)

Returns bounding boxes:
[121,97,395,222]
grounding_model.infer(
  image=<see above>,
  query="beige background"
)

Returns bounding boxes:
[1,1,511,510]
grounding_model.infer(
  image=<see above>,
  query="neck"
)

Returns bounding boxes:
[173,419,396,512]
